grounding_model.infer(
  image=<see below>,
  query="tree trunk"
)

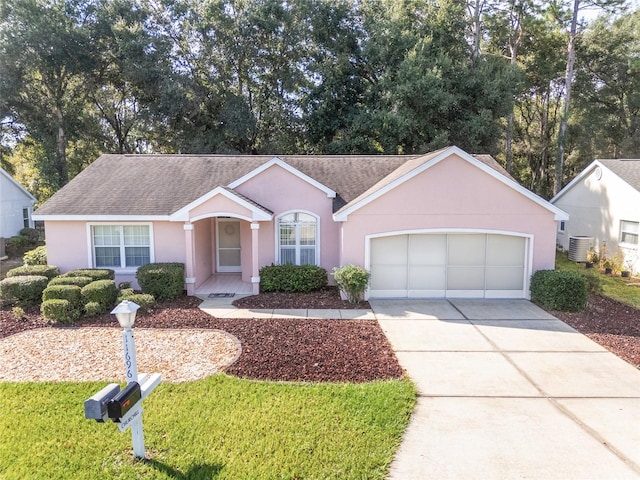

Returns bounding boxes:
[55,105,68,188]
[468,0,486,59]
[505,1,524,173]
[555,0,580,195]
[506,111,514,172]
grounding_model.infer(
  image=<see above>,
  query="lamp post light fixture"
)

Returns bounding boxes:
[111,300,145,458]
[112,300,140,383]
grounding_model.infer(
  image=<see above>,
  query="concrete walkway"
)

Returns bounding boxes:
[198,296,375,319]
[372,299,640,479]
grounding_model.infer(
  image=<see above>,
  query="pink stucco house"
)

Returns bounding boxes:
[33,146,567,299]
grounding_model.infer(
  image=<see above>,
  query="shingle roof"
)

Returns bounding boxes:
[599,159,640,192]
[34,150,512,217]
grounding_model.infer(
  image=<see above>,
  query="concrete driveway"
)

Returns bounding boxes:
[371,299,640,479]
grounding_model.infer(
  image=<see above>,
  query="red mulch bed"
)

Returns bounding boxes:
[232,286,370,309]
[550,294,640,369]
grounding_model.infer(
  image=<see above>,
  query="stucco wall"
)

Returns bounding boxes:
[189,194,253,221]
[193,219,213,286]
[339,154,558,274]
[234,164,341,273]
[44,222,90,272]
[554,166,640,274]
[153,222,186,263]
[44,220,187,288]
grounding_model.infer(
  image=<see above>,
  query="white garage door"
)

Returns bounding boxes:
[369,233,527,298]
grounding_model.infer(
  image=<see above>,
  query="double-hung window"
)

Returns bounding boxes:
[620,220,639,246]
[278,212,318,265]
[23,208,30,228]
[92,225,151,268]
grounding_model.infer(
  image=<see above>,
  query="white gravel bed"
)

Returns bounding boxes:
[0,327,241,383]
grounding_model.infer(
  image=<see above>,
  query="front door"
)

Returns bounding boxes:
[216,219,241,272]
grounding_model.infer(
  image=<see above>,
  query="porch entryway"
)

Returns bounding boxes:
[195,273,253,296]
[216,218,242,272]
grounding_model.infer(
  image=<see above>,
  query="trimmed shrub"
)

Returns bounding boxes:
[41,299,79,324]
[81,280,118,313]
[48,276,94,288]
[136,263,185,301]
[118,288,135,298]
[530,270,588,312]
[23,246,47,265]
[12,306,25,320]
[118,282,132,290]
[5,234,35,258]
[5,235,28,251]
[117,293,155,310]
[42,285,82,312]
[63,269,115,281]
[259,264,328,293]
[19,227,40,245]
[84,302,103,317]
[332,265,371,303]
[6,264,59,281]
[0,275,49,306]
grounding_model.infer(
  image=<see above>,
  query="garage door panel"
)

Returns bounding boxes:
[448,234,486,266]
[486,266,524,290]
[487,235,525,266]
[370,265,407,290]
[408,266,447,290]
[447,266,486,290]
[408,234,447,264]
[371,235,407,264]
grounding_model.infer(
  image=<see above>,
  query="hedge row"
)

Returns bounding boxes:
[0,276,49,306]
[40,278,119,323]
[6,265,59,280]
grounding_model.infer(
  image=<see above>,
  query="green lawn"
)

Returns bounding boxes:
[0,375,416,480]
[556,252,640,309]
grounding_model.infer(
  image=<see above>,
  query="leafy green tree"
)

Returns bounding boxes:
[0,0,99,190]
[572,10,640,163]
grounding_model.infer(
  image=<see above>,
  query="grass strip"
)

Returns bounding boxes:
[556,252,640,309]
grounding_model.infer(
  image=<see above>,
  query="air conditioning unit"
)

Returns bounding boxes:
[568,236,593,262]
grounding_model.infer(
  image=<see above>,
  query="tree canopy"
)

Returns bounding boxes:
[1,0,637,201]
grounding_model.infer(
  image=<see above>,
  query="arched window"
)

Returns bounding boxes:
[278,212,318,265]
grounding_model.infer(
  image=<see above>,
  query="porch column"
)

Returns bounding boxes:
[184,223,196,295]
[251,222,260,295]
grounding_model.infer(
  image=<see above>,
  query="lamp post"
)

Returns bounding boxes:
[111,300,145,458]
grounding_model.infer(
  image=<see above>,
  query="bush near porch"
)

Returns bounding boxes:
[136,263,185,301]
[259,264,328,293]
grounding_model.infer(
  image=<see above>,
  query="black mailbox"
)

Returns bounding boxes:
[107,382,141,422]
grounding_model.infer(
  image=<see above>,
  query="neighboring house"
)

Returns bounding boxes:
[33,146,567,299]
[1,168,37,257]
[551,159,640,275]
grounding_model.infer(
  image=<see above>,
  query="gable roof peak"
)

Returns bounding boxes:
[334,145,567,221]
[228,156,337,198]
[552,158,640,202]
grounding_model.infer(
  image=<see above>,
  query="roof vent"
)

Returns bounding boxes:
[568,236,593,262]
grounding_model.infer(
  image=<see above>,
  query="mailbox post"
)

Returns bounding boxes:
[84,300,161,460]
[111,300,145,459]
